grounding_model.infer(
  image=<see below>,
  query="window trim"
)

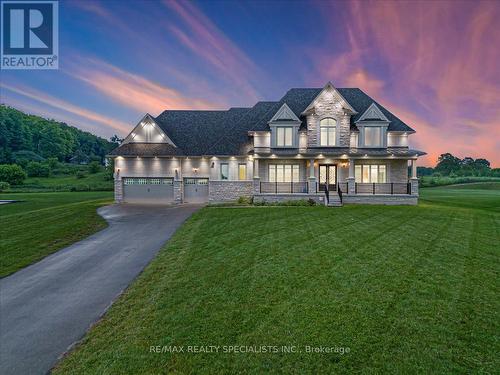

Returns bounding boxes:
[319,117,337,147]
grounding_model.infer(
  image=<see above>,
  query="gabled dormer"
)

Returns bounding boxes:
[355,103,390,148]
[268,103,301,148]
[123,114,176,145]
[301,82,357,148]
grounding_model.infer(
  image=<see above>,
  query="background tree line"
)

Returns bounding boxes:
[418,153,499,178]
[0,105,119,165]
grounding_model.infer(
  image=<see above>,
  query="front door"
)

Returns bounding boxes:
[319,164,337,192]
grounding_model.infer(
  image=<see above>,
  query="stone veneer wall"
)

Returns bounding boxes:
[209,181,253,202]
[388,160,409,183]
[306,91,351,147]
[253,194,325,204]
[343,195,417,205]
[114,175,123,203]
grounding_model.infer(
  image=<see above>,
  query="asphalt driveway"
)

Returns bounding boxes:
[0,203,201,375]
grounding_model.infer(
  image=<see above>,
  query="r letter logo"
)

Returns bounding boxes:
[1,1,58,69]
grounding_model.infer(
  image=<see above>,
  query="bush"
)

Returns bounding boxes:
[25,161,50,177]
[237,196,252,205]
[0,181,10,192]
[76,170,86,179]
[0,164,27,185]
[88,161,101,174]
[45,157,59,170]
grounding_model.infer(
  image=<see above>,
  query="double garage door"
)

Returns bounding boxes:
[123,177,209,203]
[123,178,174,204]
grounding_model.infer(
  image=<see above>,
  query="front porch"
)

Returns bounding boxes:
[252,156,419,205]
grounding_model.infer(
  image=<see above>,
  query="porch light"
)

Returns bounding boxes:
[211,162,215,168]
[193,168,199,173]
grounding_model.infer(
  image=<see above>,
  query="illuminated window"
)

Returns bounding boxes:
[320,118,336,146]
[238,164,247,180]
[355,165,387,183]
[268,164,299,182]
[364,127,382,147]
[276,127,294,147]
[220,163,229,180]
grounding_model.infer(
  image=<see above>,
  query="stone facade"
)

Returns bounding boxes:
[114,174,123,203]
[343,195,417,205]
[306,90,351,147]
[209,181,253,202]
[254,194,324,204]
[173,180,183,203]
[410,178,419,196]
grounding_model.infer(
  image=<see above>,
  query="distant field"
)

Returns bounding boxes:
[10,172,113,192]
[0,191,112,277]
[54,183,500,374]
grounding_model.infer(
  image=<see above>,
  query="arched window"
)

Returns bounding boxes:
[320,118,336,146]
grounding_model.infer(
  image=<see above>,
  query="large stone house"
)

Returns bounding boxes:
[109,82,425,206]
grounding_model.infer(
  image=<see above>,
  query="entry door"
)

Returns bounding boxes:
[319,165,337,191]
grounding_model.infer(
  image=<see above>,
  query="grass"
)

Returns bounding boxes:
[54,183,500,374]
[0,191,112,277]
[9,171,113,192]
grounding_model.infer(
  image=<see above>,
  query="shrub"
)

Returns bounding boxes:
[0,164,27,185]
[76,170,86,179]
[88,161,101,174]
[237,196,252,205]
[0,181,10,192]
[45,157,59,170]
[26,161,50,177]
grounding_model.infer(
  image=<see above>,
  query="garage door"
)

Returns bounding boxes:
[123,177,174,204]
[183,178,209,203]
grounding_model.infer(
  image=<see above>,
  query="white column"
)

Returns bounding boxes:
[410,159,419,196]
[253,158,259,178]
[347,158,355,194]
[411,159,417,179]
[309,159,315,178]
[348,158,355,178]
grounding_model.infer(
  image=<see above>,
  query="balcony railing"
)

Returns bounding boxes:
[260,181,308,194]
[355,182,411,195]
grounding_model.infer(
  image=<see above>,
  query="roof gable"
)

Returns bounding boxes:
[268,103,301,123]
[123,114,176,145]
[356,103,389,122]
[301,82,357,115]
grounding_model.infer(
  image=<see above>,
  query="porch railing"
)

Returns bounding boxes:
[355,182,411,195]
[260,181,308,194]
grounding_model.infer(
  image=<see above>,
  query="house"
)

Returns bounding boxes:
[109,82,425,206]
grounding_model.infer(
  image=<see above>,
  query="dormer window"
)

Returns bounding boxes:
[320,118,336,146]
[364,127,382,147]
[276,127,293,147]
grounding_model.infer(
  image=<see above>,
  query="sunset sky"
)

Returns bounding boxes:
[1,0,499,166]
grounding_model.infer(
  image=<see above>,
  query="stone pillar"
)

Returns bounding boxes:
[174,180,183,203]
[347,159,355,195]
[307,159,316,194]
[253,158,259,178]
[114,172,123,203]
[410,159,419,196]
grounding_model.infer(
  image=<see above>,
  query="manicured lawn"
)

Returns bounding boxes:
[54,184,499,374]
[10,172,113,192]
[0,191,112,277]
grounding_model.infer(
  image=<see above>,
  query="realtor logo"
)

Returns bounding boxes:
[1,0,58,69]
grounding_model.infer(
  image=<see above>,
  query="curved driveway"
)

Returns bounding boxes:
[0,204,201,375]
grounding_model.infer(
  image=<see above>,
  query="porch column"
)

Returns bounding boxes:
[253,158,260,194]
[410,159,419,196]
[307,159,316,194]
[113,168,123,203]
[347,159,355,195]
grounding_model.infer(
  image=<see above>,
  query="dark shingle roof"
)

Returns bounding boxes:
[112,87,416,156]
[108,143,183,156]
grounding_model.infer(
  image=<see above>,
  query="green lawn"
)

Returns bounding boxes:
[54,184,499,374]
[0,191,112,277]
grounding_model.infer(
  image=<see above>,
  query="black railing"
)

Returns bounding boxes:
[338,185,343,203]
[354,182,411,195]
[338,182,348,193]
[260,181,308,194]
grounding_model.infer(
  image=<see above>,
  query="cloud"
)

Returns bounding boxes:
[311,0,500,166]
[1,83,129,134]
[163,0,261,102]
[66,57,222,114]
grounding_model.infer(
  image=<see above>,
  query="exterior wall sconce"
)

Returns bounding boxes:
[211,162,215,168]
[193,168,199,173]
[174,169,179,179]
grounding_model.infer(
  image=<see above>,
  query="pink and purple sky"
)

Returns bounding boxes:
[1,0,499,166]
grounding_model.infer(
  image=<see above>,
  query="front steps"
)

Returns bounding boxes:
[326,193,342,207]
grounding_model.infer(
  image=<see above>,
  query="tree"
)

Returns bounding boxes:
[434,153,461,175]
[25,161,50,177]
[88,161,101,174]
[0,164,26,185]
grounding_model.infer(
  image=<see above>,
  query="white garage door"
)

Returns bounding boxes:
[183,178,209,203]
[123,178,174,204]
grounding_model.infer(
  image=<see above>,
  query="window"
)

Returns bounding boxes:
[238,164,247,180]
[355,165,387,183]
[276,127,293,147]
[268,164,299,182]
[220,163,229,180]
[364,127,382,147]
[320,118,336,146]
